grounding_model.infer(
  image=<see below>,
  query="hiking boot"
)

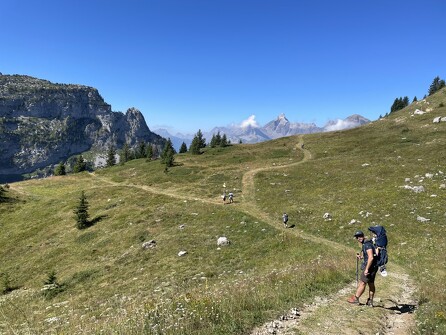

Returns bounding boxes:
[366,298,373,307]
[347,295,359,304]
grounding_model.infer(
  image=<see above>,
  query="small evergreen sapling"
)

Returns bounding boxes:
[74,191,90,229]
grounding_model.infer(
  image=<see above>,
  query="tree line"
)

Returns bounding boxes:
[385,76,445,117]
[53,129,233,175]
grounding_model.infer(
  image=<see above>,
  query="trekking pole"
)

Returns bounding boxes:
[356,253,359,287]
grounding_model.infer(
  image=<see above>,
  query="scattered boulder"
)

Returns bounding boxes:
[412,186,425,193]
[349,219,360,225]
[414,109,426,115]
[323,213,332,221]
[425,173,434,179]
[405,178,411,183]
[440,184,446,189]
[178,250,188,257]
[142,240,156,249]
[217,236,230,246]
[403,185,425,193]
[417,216,430,223]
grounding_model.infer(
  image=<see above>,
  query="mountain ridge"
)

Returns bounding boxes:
[0,74,165,182]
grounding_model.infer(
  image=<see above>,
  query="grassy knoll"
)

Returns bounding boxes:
[1,89,445,334]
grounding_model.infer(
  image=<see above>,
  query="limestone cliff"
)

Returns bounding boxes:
[0,74,165,181]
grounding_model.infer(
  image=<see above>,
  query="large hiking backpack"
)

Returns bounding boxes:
[368,225,388,267]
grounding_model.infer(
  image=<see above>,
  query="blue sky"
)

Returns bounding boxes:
[1,0,445,134]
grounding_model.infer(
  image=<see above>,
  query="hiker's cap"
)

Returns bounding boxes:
[354,230,364,238]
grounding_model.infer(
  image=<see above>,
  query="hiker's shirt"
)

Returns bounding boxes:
[361,240,378,270]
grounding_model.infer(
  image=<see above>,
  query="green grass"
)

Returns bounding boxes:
[1,89,446,334]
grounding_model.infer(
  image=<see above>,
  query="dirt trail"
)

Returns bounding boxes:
[91,136,417,334]
[243,136,417,335]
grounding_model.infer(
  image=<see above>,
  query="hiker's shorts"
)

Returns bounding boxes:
[360,267,378,284]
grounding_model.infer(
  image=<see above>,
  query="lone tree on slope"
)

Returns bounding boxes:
[74,191,90,229]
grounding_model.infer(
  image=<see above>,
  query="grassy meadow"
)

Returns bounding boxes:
[1,89,446,334]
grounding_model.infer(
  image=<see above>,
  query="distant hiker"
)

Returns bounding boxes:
[348,230,378,306]
[228,192,234,203]
[222,191,226,203]
[282,213,289,228]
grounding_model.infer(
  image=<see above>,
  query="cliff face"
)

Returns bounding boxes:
[0,74,165,180]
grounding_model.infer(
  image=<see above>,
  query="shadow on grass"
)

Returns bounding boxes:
[89,215,108,226]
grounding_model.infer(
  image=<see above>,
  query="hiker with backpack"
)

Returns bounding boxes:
[282,213,289,228]
[368,225,388,276]
[347,230,378,306]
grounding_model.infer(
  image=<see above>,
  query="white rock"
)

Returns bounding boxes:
[417,216,430,223]
[412,186,425,193]
[178,250,188,257]
[217,236,230,246]
[323,213,332,220]
[405,178,411,182]
[362,163,370,167]
[440,184,446,189]
[142,240,156,249]
[433,116,441,123]
[414,109,425,115]
[425,173,434,178]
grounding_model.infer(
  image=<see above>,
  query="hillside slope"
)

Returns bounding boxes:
[0,89,445,334]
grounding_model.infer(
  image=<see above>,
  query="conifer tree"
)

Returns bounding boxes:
[161,138,175,167]
[220,133,228,147]
[190,129,206,154]
[428,76,446,96]
[106,145,116,167]
[146,144,153,160]
[73,155,87,173]
[54,162,66,176]
[121,143,131,163]
[179,142,188,153]
[412,96,418,103]
[0,185,5,202]
[74,191,90,229]
[137,141,146,159]
[210,134,217,148]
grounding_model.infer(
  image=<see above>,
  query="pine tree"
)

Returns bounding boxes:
[146,144,153,160]
[74,191,90,229]
[190,129,206,154]
[161,138,175,167]
[390,96,409,114]
[106,145,116,167]
[54,162,66,176]
[412,96,418,103]
[403,96,409,107]
[428,76,446,96]
[121,143,131,163]
[179,142,188,153]
[137,141,146,159]
[73,155,87,173]
[210,134,217,148]
[0,185,5,202]
[220,134,228,147]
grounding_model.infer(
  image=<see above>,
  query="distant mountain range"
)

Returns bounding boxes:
[155,113,371,149]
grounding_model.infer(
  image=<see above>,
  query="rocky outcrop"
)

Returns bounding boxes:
[0,74,165,181]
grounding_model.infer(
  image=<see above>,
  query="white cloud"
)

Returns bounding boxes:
[324,119,357,132]
[239,115,259,128]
